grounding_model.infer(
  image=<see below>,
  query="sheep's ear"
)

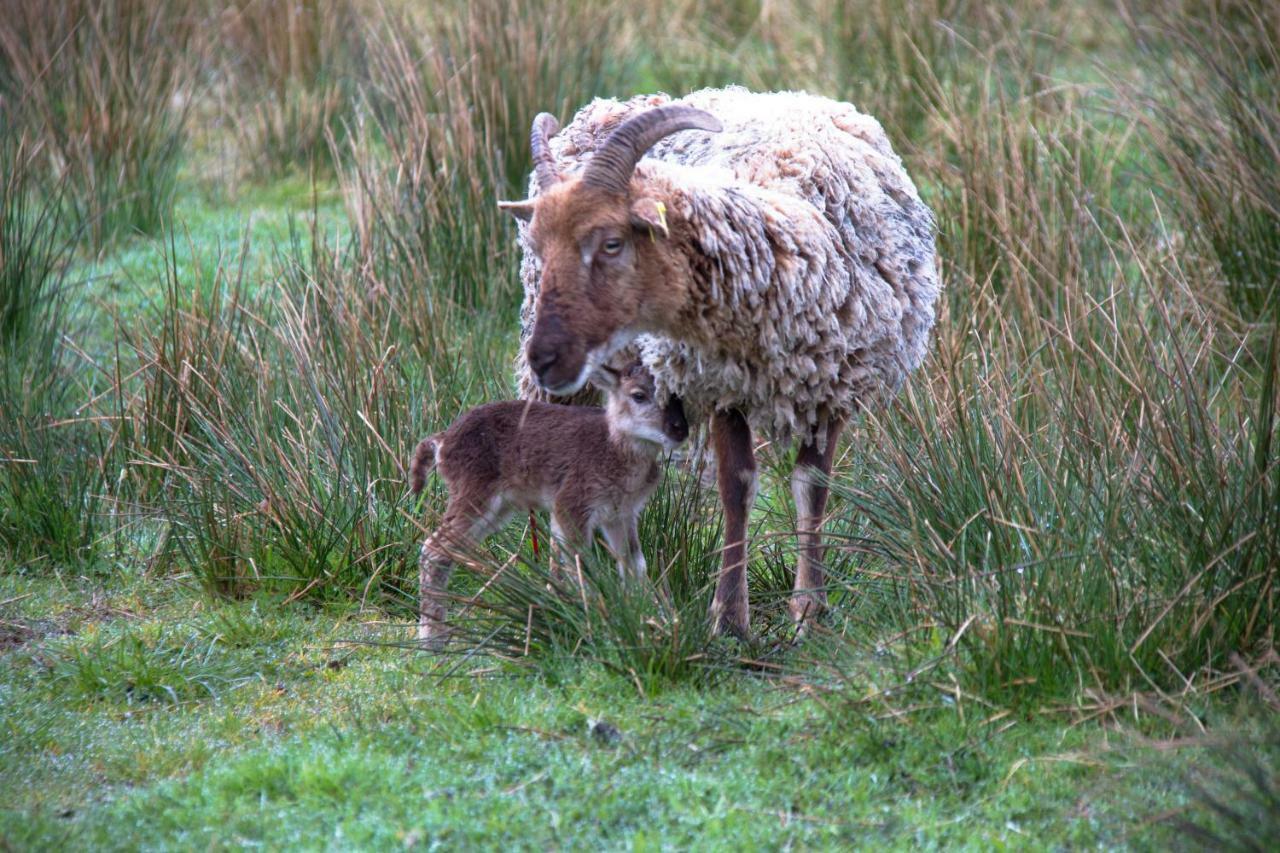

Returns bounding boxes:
[588,365,620,393]
[498,200,535,222]
[629,196,670,240]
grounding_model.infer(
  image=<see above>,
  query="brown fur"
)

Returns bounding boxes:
[708,409,755,640]
[510,171,846,639]
[409,437,436,495]
[411,364,687,647]
[520,180,693,394]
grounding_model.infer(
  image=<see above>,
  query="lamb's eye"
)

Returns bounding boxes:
[630,392,648,403]
[602,237,624,255]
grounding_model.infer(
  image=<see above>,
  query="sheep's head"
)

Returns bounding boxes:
[501,105,722,396]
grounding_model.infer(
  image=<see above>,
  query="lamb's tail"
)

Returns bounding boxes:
[409,437,438,495]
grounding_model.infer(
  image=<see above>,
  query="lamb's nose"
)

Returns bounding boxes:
[528,345,559,382]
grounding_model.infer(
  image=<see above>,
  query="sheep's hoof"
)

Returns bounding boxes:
[788,594,826,635]
[708,602,751,643]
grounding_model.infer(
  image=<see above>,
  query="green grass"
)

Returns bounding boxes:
[3,0,1279,846]
[0,571,1239,849]
[78,175,346,319]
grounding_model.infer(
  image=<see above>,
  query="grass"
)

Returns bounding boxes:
[0,571,1246,848]
[0,0,196,250]
[214,0,366,180]
[2,0,1279,845]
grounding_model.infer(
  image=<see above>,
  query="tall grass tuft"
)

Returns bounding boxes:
[135,227,421,599]
[340,0,623,314]
[0,132,105,572]
[215,0,366,179]
[1,135,65,350]
[126,214,518,601]
[1124,0,1280,323]
[823,31,1277,708]
[0,0,196,250]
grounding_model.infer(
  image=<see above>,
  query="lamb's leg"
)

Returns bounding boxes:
[419,495,509,648]
[601,516,647,582]
[710,408,756,640]
[790,417,845,629]
[549,504,588,583]
[418,519,463,649]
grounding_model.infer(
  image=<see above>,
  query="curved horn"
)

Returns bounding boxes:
[530,112,561,192]
[582,105,722,195]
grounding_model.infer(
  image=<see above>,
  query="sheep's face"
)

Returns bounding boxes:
[511,179,680,396]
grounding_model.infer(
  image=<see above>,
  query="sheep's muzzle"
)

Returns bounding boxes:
[526,311,591,395]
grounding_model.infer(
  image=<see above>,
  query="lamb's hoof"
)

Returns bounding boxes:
[416,622,450,652]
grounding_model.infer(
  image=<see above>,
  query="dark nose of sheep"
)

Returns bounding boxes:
[528,343,559,384]
[664,396,689,444]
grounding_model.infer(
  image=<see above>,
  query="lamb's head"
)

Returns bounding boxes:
[592,359,689,451]
[500,106,722,395]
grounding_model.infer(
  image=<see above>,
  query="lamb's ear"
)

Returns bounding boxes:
[588,365,620,393]
[629,196,670,239]
[498,200,535,222]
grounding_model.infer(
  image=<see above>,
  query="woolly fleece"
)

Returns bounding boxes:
[514,87,941,450]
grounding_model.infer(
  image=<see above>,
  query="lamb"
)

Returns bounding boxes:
[409,359,689,647]
[501,87,941,639]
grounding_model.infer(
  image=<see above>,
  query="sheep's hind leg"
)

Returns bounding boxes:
[419,497,510,649]
[709,409,756,640]
[418,523,462,650]
[790,417,845,631]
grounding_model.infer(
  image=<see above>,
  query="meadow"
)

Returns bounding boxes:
[1,0,1277,847]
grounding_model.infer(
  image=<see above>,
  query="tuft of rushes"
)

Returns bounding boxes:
[0,131,106,572]
[214,0,366,180]
[821,31,1278,708]
[1,134,66,350]
[1123,0,1280,325]
[141,227,422,600]
[0,0,196,250]
[338,0,623,315]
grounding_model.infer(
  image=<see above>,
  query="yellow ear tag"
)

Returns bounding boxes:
[651,201,668,242]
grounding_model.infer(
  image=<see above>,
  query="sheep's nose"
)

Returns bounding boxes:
[528,345,559,382]
[664,396,689,443]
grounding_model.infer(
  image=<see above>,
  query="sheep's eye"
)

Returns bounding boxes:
[630,391,648,403]
[602,237,624,255]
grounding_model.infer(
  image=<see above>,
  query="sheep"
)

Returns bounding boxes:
[409,359,689,647]
[501,87,941,639]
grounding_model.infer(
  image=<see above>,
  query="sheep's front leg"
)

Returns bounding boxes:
[791,417,845,629]
[710,408,756,640]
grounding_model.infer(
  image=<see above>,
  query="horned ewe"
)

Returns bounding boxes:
[409,360,689,647]
[502,87,941,639]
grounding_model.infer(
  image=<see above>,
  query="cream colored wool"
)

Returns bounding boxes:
[515,87,940,450]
